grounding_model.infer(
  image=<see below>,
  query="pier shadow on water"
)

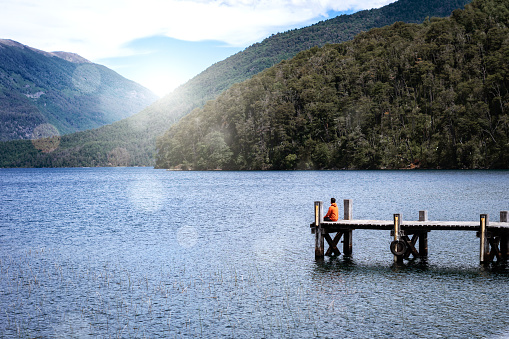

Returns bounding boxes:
[314,253,509,276]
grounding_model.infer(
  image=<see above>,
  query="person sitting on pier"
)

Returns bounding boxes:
[324,198,338,222]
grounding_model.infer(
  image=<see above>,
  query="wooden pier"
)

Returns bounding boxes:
[310,200,509,265]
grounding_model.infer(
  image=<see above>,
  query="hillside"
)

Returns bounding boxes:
[155,0,509,170]
[0,39,158,141]
[0,0,470,167]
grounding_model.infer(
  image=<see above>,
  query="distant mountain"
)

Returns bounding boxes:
[0,0,471,167]
[156,0,509,170]
[0,39,158,141]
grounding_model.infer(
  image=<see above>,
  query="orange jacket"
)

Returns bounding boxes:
[324,203,338,221]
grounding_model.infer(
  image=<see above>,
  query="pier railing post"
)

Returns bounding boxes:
[419,210,428,222]
[480,214,490,265]
[314,201,324,259]
[501,211,509,260]
[344,199,352,220]
[418,210,429,256]
[343,199,353,256]
[501,211,508,223]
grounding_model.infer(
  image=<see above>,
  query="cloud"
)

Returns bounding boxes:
[0,0,395,60]
[1,0,395,95]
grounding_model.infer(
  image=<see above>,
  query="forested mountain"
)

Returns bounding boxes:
[156,0,509,170]
[0,0,470,167]
[0,39,158,141]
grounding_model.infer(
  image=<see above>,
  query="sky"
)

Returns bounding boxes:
[1,0,396,97]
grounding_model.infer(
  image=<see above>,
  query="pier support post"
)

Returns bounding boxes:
[343,199,353,256]
[392,213,404,264]
[314,201,324,259]
[500,211,509,260]
[418,210,429,256]
[480,214,490,265]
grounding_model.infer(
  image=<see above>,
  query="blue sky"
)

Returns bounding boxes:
[98,36,244,97]
[0,0,395,97]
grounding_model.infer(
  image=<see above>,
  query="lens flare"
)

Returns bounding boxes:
[107,147,131,166]
[127,176,165,213]
[176,225,198,249]
[31,123,60,153]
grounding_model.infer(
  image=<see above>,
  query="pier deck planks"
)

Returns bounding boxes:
[319,220,509,231]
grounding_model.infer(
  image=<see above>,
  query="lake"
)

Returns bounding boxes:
[1,168,509,337]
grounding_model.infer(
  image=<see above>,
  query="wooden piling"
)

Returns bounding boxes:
[344,199,352,220]
[393,214,401,241]
[479,214,490,265]
[343,199,353,256]
[500,211,509,260]
[419,210,428,222]
[418,210,429,256]
[393,213,404,263]
[501,211,508,223]
[314,201,324,259]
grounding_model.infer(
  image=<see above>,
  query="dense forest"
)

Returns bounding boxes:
[0,40,157,141]
[155,0,509,170]
[0,0,469,167]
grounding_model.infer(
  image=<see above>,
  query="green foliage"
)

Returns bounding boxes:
[195,131,233,170]
[156,0,509,170]
[0,0,470,167]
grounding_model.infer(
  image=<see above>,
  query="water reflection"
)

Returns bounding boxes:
[314,255,357,272]
[391,257,430,272]
[314,254,509,277]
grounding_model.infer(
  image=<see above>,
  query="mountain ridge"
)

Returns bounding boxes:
[0,39,158,141]
[0,39,91,63]
[0,0,471,167]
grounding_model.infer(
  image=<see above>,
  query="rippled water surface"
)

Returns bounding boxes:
[1,168,509,337]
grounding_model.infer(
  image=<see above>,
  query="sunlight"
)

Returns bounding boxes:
[142,75,182,98]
